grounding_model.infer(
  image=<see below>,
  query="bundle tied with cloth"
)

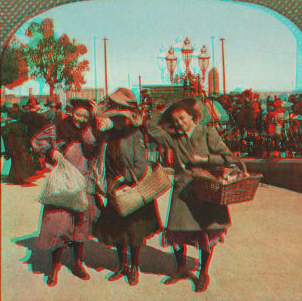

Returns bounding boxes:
[94,87,172,217]
[36,155,88,211]
[35,97,98,212]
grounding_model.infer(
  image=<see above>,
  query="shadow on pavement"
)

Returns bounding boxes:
[13,235,197,278]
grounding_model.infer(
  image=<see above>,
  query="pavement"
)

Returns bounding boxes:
[1,171,302,301]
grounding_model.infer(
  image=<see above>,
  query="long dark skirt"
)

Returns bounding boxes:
[163,229,228,253]
[36,194,100,251]
[7,135,36,184]
[95,200,160,246]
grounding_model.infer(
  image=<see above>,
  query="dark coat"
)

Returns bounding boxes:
[147,123,237,233]
[1,121,36,183]
[95,127,160,246]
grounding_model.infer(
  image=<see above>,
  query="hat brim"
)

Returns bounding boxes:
[101,109,135,125]
[109,88,137,108]
[69,98,95,112]
[158,97,202,125]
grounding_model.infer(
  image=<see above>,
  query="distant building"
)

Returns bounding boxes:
[1,87,105,106]
[65,88,104,101]
[208,68,219,94]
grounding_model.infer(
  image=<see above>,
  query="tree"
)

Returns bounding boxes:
[0,41,28,89]
[24,18,89,101]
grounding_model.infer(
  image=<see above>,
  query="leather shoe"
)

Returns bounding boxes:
[107,266,127,281]
[194,272,209,292]
[73,262,90,280]
[47,265,57,286]
[164,267,188,284]
[128,266,138,285]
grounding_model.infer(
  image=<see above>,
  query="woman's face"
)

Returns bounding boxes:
[171,108,195,133]
[72,107,90,129]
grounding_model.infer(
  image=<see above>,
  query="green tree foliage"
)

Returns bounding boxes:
[0,42,28,89]
[24,18,89,100]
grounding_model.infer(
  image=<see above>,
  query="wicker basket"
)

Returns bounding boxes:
[193,154,263,205]
[193,172,262,205]
[110,164,172,217]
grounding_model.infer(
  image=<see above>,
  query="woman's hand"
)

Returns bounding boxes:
[51,149,64,163]
[96,116,113,131]
[188,154,209,165]
[132,113,144,127]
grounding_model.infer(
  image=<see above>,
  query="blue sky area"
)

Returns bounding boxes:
[8,0,297,95]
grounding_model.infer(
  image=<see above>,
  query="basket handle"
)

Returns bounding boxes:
[128,166,138,184]
[127,164,152,184]
[220,149,248,175]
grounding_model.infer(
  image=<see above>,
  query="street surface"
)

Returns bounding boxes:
[1,171,302,301]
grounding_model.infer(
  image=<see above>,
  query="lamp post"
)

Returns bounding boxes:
[93,36,98,101]
[165,47,178,84]
[157,37,210,94]
[181,37,193,74]
[198,45,211,85]
[157,44,167,82]
[103,37,109,97]
[220,38,226,94]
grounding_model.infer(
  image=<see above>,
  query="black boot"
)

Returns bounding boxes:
[47,247,63,286]
[108,243,127,281]
[164,245,194,284]
[128,244,141,285]
[72,242,90,280]
[194,249,211,292]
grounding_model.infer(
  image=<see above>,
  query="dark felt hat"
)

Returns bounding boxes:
[68,97,95,112]
[158,97,202,125]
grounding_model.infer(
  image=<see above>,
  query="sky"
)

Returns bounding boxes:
[7,0,298,95]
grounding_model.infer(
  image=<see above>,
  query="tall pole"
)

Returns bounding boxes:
[139,75,142,103]
[211,36,215,93]
[220,38,226,95]
[94,36,98,101]
[103,37,109,97]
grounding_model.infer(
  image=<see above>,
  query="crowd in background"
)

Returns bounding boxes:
[212,90,302,157]
[0,97,72,184]
[1,90,302,184]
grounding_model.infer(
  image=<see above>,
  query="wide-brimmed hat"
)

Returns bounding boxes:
[68,97,95,112]
[158,97,202,125]
[99,108,139,129]
[108,87,137,108]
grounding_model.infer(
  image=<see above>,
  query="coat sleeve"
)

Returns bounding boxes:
[82,125,110,195]
[31,124,56,160]
[206,126,238,167]
[145,121,175,150]
[132,131,148,180]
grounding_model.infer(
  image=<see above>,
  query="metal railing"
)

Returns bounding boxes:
[145,119,302,166]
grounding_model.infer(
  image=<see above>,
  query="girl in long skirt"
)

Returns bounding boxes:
[32,98,111,286]
[94,88,160,285]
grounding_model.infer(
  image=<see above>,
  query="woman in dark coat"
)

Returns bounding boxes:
[31,98,110,286]
[94,88,160,285]
[145,97,240,292]
[2,116,36,184]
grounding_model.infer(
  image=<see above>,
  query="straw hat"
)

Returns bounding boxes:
[108,87,137,108]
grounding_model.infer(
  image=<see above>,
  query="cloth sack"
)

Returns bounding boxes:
[36,156,88,211]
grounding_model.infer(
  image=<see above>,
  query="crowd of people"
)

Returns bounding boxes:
[214,90,302,157]
[2,88,247,293]
[1,97,72,183]
[2,89,301,185]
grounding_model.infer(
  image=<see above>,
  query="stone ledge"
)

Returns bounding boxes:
[243,158,302,193]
